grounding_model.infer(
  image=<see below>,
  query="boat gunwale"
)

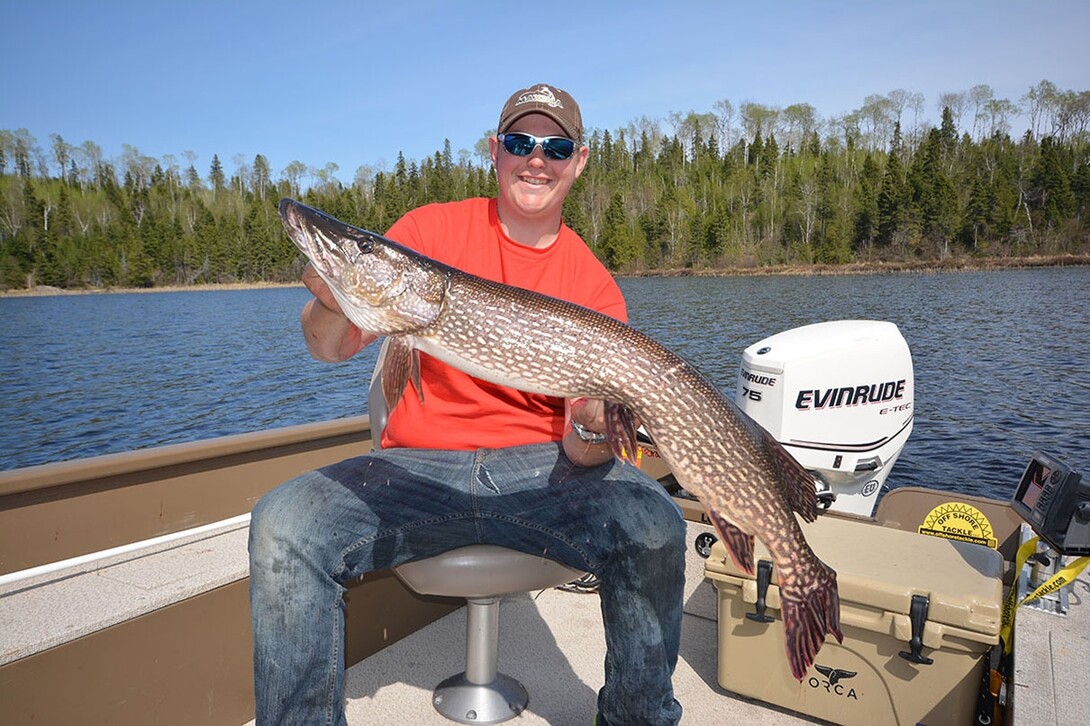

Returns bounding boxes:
[0,415,372,496]
[0,416,375,576]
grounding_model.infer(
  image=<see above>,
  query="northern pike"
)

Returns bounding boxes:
[278,198,842,679]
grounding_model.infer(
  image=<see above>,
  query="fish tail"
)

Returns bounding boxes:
[781,558,842,681]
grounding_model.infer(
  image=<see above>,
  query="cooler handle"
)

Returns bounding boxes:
[899,593,935,665]
[745,559,775,623]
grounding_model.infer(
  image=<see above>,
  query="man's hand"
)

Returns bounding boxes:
[302,263,343,314]
[300,263,374,362]
[563,397,615,468]
[570,397,606,431]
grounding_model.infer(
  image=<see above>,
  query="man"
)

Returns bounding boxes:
[249,83,686,725]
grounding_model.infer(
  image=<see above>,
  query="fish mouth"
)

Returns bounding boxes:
[279,198,321,258]
[279,198,367,279]
[278,197,300,225]
[280,199,341,252]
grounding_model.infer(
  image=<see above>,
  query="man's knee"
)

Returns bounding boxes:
[654,494,687,559]
[609,474,686,552]
[249,477,315,567]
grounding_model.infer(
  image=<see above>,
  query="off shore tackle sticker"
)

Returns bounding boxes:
[918,503,998,549]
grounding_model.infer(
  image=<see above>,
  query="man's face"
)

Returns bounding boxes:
[489,113,588,225]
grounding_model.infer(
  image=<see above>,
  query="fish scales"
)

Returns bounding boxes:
[279,199,842,680]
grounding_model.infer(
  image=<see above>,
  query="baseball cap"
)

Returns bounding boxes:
[498,84,583,142]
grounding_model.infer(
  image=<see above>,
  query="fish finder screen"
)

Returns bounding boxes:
[1016,459,1050,512]
[1012,452,1088,555]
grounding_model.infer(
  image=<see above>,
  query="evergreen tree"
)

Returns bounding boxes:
[253,154,271,201]
[1072,160,1090,223]
[854,154,882,255]
[209,154,226,199]
[877,149,908,251]
[908,129,959,255]
[185,164,202,189]
[600,192,641,270]
[1032,137,1076,231]
[960,172,992,251]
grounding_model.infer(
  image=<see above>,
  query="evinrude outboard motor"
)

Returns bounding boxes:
[737,320,914,517]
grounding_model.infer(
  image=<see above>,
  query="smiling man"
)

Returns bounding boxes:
[491,85,588,243]
[249,84,686,726]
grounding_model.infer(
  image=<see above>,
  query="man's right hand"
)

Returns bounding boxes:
[302,263,343,314]
[300,263,374,362]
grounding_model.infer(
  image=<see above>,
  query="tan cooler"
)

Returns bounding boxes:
[704,514,1003,726]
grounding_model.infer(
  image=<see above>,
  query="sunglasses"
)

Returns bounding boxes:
[498,132,578,161]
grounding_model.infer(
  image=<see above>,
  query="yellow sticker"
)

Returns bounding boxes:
[918,502,999,549]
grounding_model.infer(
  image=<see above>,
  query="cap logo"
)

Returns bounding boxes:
[516,85,563,109]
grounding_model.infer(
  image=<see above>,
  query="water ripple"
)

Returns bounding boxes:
[3,269,1089,504]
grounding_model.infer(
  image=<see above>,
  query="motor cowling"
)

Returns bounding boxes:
[737,320,914,517]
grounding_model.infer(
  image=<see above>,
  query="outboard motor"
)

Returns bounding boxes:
[737,320,914,517]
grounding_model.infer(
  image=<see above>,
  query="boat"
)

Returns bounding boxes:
[2,321,1087,725]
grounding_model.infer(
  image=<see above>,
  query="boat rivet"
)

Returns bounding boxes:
[466,709,478,719]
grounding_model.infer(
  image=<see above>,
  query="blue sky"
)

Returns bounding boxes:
[4,0,1088,184]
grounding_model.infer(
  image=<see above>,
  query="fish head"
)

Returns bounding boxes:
[279,199,445,335]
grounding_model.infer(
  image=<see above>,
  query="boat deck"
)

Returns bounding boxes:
[1,518,250,666]
[240,518,825,726]
[1010,570,1090,725]
[4,514,1088,725]
[283,530,1090,726]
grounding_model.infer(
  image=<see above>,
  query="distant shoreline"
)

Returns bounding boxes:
[0,281,303,298]
[2,254,1087,297]
[630,253,1090,278]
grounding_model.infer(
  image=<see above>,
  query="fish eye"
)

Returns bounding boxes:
[355,235,375,254]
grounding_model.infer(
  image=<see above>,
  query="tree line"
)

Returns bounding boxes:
[1,80,1088,290]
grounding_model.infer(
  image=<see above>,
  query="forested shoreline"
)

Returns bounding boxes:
[2,81,1088,290]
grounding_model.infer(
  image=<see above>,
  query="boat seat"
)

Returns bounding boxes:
[368,339,586,724]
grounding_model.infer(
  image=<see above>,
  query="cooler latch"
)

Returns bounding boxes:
[745,559,775,623]
[898,593,935,665]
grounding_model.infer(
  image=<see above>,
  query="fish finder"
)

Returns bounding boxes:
[1011,452,1090,556]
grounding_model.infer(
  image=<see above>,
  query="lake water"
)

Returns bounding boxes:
[2,268,1088,503]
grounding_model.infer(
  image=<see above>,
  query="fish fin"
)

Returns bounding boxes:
[604,402,640,466]
[379,336,419,411]
[409,348,423,403]
[705,509,755,576]
[780,558,843,680]
[757,424,819,523]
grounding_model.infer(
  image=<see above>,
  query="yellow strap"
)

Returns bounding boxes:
[1001,534,1090,653]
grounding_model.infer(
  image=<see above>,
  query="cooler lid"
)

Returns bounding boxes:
[704,513,1002,636]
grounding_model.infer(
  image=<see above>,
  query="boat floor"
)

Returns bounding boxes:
[5,514,1086,725]
[244,519,1090,726]
[244,519,826,726]
[1009,567,1090,725]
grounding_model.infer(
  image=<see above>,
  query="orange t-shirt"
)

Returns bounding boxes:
[378,198,627,450]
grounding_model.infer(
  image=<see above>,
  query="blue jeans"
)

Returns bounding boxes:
[249,441,685,725]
